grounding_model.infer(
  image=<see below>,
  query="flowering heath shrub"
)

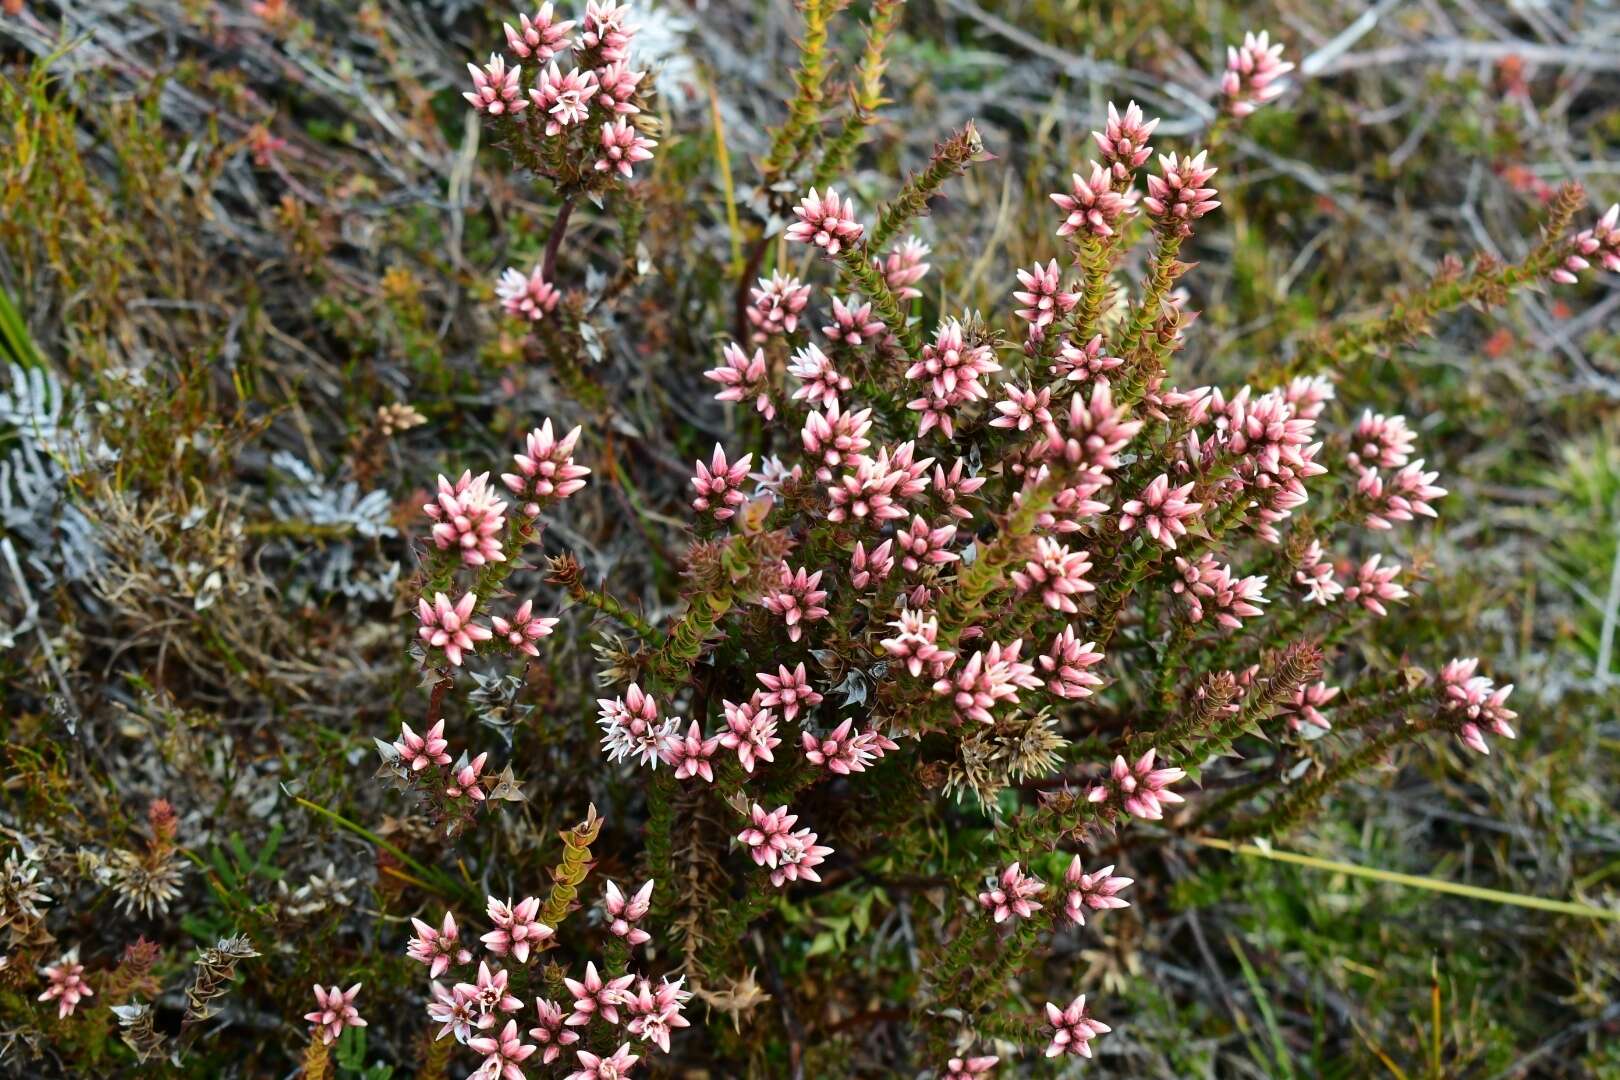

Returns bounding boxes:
[6,0,1618,1076]
[345,5,1614,1076]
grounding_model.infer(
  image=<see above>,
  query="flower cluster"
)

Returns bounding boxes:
[1221,31,1294,117]
[468,2,660,325]
[399,877,691,1078]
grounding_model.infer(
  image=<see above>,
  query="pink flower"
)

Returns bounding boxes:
[1029,474,1110,534]
[394,719,451,771]
[1440,658,1517,754]
[801,718,875,775]
[428,980,490,1044]
[1222,30,1294,117]
[761,564,830,641]
[490,600,558,657]
[717,696,780,773]
[1052,380,1143,471]
[1172,555,1268,630]
[603,880,654,945]
[1341,554,1408,616]
[737,803,798,868]
[826,450,911,522]
[1092,100,1159,180]
[1011,537,1094,613]
[418,591,493,667]
[597,683,678,768]
[424,470,508,567]
[1552,204,1620,284]
[622,977,691,1052]
[564,961,635,1027]
[802,402,874,477]
[1053,333,1124,381]
[1044,992,1110,1058]
[304,983,366,1045]
[822,296,887,346]
[703,342,775,420]
[881,608,956,678]
[1119,474,1202,549]
[943,1056,999,1079]
[465,54,527,116]
[529,63,600,135]
[408,911,473,978]
[784,187,864,255]
[503,420,591,514]
[1051,163,1138,238]
[1013,259,1080,330]
[661,721,720,782]
[447,752,490,800]
[990,383,1055,433]
[1062,856,1132,924]
[497,265,561,322]
[594,118,656,178]
[1278,681,1340,737]
[932,458,986,521]
[978,862,1044,923]
[756,663,821,722]
[769,827,833,888]
[895,515,959,574]
[933,640,1043,724]
[747,271,813,340]
[906,318,1001,401]
[875,236,931,299]
[1087,749,1186,820]
[528,997,580,1064]
[788,344,852,409]
[1294,540,1342,605]
[578,0,635,62]
[37,949,93,1019]
[504,4,575,61]
[691,445,753,521]
[1143,151,1220,235]
[1348,411,1416,470]
[469,1019,538,1080]
[594,60,645,114]
[482,896,553,964]
[458,961,523,1017]
[1040,626,1105,699]
[1360,460,1446,530]
[567,1042,640,1080]
[850,538,896,590]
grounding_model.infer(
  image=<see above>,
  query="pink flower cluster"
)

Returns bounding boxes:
[465,0,658,187]
[37,949,94,1019]
[1087,749,1186,821]
[785,187,864,255]
[1439,658,1518,754]
[404,878,689,1078]
[413,420,585,671]
[1222,31,1294,117]
[934,640,1043,725]
[738,803,834,888]
[425,471,508,568]
[978,862,1044,923]
[391,718,492,805]
[598,683,678,768]
[305,983,366,1045]
[908,319,1002,438]
[1044,993,1110,1058]
[1172,554,1268,630]
[1062,856,1132,925]
[1552,203,1620,284]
